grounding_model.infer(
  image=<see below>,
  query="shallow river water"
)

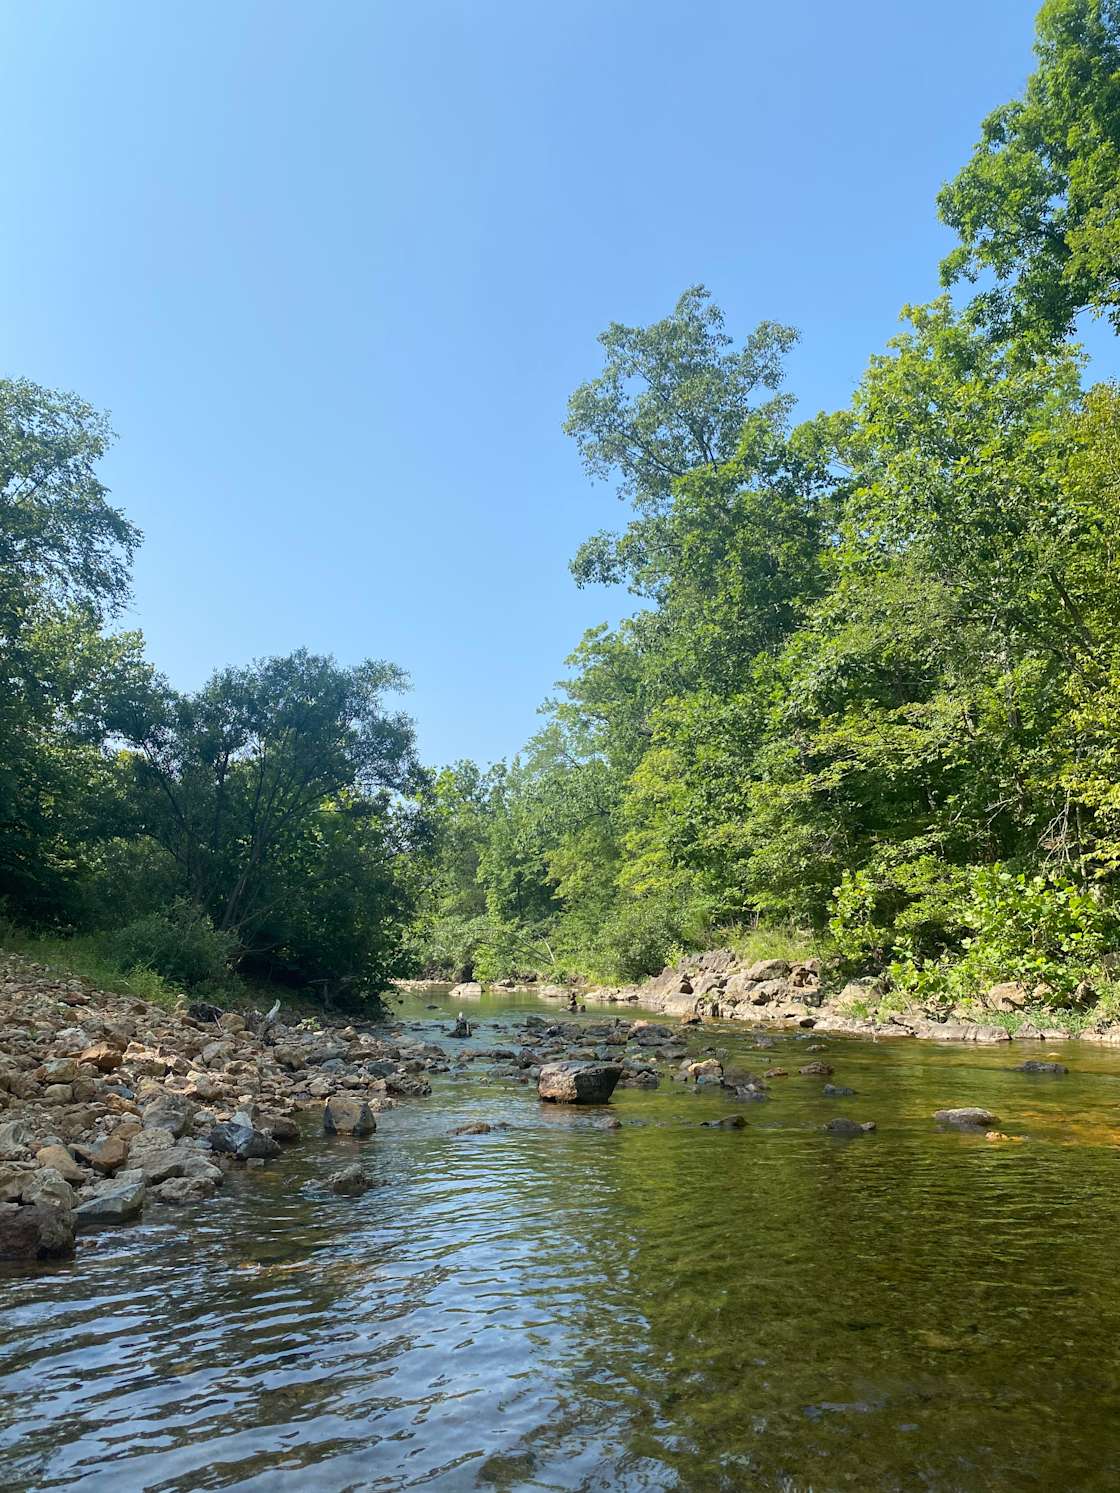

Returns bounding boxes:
[3,985,1120,1492]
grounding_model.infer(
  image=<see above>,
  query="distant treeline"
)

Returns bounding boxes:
[409,0,1120,1013]
[0,375,426,1003]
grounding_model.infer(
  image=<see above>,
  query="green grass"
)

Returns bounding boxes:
[0,925,388,1023]
[716,923,832,968]
[0,928,184,1007]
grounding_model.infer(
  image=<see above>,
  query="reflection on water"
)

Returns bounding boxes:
[4,986,1120,1490]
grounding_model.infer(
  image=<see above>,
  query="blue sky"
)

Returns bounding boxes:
[1,0,1108,766]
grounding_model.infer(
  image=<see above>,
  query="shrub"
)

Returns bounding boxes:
[108,901,237,990]
[891,865,1120,1004]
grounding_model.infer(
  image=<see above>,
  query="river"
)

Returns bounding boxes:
[2,984,1119,1491]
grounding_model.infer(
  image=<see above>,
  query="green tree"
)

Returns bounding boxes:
[119,649,421,945]
[939,0,1120,341]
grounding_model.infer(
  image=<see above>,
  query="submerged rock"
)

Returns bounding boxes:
[934,1107,999,1127]
[799,1062,834,1076]
[701,1115,748,1128]
[450,1122,492,1135]
[823,1117,876,1136]
[1015,1060,1068,1075]
[326,1163,374,1195]
[537,1061,622,1104]
[822,1083,856,1097]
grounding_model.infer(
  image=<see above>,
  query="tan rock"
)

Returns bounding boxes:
[78,1043,123,1073]
[34,1144,86,1183]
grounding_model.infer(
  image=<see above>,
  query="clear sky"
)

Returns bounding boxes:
[2,0,1108,766]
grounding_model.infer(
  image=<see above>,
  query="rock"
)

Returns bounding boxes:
[20,1167,74,1211]
[150,1175,217,1204]
[259,1113,300,1142]
[449,981,483,1000]
[129,1125,176,1154]
[537,1062,623,1104]
[127,1130,189,1183]
[0,1202,41,1259]
[686,1059,724,1083]
[745,959,791,981]
[0,1116,34,1158]
[764,1067,788,1078]
[209,1121,282,1160]
[186,1000,221,1022]
[30,1200,75,1256]
[934,1107,999,1127]
[799,1062,833,1076]
[451,1122,492,1135]
[78,1042,122,1072]
[823,1117,876,1136]
[322,1097,377,1137]
[141,1095,195,1138]
[326,1162,374,1195]
[1015,1060,1068,1074]
[73,1132,130,1175]
[909,1020,1010,1045]
[822,1083,856,1097]
[701,1115,748,1128]
[34,1144,86,1183]
[987,981,1028,1011]
[0,1200,74,1259]
[75,1174,145,1226]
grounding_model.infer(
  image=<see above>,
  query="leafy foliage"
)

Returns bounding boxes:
[939,0,1120,341]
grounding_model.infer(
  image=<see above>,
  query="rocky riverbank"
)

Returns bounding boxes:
[0,955,446,1265]
[445,947,1120,1046]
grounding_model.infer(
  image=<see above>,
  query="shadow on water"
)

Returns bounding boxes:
[3,984,1120,1490]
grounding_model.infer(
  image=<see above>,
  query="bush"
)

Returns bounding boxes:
[891,865,1120,1004]
[108,901,237,990]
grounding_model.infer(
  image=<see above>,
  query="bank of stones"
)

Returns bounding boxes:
[0,955,443,1264]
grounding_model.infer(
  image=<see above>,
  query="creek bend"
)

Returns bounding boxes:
[3,983,1120,1492]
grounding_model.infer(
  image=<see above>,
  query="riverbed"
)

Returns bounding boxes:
[2,984,1120,1491]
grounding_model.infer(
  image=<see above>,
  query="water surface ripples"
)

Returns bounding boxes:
[4,990,1120,1490]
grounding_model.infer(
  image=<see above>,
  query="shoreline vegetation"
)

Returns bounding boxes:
[3,2,1120,1036]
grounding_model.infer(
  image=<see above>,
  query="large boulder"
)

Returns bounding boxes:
[322,1097,377,1137]
[537,1061,622,1104]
